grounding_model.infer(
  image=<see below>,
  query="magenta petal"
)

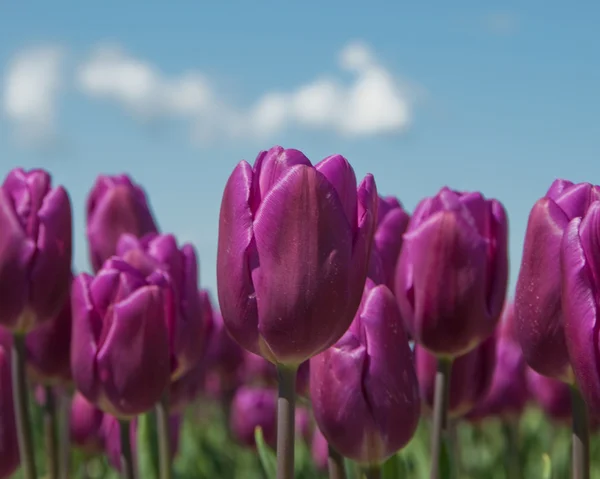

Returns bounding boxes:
[96,286,170,417]
[546,179,574,200]
[217,161,261,356]
[29,186,73,322]
[487,200,509,321]
[562,217,600,411]
[252,165,353,364]
[0,345,19,478]
[374,206,410,290]
[315,155,358,231]
[0,188,35,330]
[515,198,572,379]
[71,274,101,403]
[401,210,489,356]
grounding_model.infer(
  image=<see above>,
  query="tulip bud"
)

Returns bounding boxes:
[217,146,378,365]
[230,386,277,449]
[0,330,19,478]
[561,200,600,410]
[117,233,205,380]
[395,187,508,357]
[70,392,105,454]
[86,174,158,273]
[416,333,496,419]
[311,427,329,471]
[25,280,73,385]
[0,168,72,332]
[310,281,420,466]
[515,180,600,381]
[370,195,410,291]
[242,351,310,397]
[467,304,528,421]
[71,257,171,417]
[526,368,571,423]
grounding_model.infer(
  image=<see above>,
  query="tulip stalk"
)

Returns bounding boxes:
[327,444,347,479]
[11,333,38,479]
[569,385,590,479]
[43,386,59,479]
[430,357,453,479]
[156,392,172,479]
[502,418,520,479]
[361,466,381,479]
[276,364,298,479]
[119,420,135,479]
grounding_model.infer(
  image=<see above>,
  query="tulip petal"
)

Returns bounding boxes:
[315,155,358,231]
[546,179,574,200]
[29,186,73,322]
[515,198,571,379]
[562,215,600,411]
[400,209,488,356]
[487,200,509,321]
[252,165,353,364]
[217,161,261,356]
[0,188,35,330]
[374,206,409,290]
[0,345,19,478]
[96,285,170,416]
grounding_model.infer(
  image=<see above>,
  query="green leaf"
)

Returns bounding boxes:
[254,426,277,479]
[137,410,160,479]
[381,455,401,479]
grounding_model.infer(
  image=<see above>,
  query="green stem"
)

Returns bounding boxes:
[58,392,71,479]
[43,386,59,479]
[328,444,347,479]
[570,385,590,479]
[361,465,381,479]
[430,357,453,479]
[11,333,38,479]
[502,417,520,479]
[276,364,298,479]
[119,420,135,479]
[156,393,172,479]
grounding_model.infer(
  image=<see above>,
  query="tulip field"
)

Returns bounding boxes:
[2,148,600,479]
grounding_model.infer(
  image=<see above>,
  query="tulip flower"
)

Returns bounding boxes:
[86,174,158,273]
[0,168,72,332]
[467,304,528,421]
[25,282,73,385]
[515,180,600,382]
[70,392,105,455]
[230,386,278,449]
[311,427,329,472]
[0,330,19,479]
[310,279,420,466]
[416,333,496,419]
[526,368,571,423]
[71,257,171,417]
[117,233,205,380]
[243,351,310,397]
[217,145,377,366]
[370,195,410,291]
[395,187,508,357]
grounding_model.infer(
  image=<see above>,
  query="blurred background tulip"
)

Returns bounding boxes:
[0,168,72,333]
[243,351,310,397]
[311,427,329,472]
[217,146,378,366]
[0,330,19,478]
[395,187,508,357]
[71,258,171,417]
[70,392,105,455]
[229,386,278,449]
[86,174,159,273]
[526,368,572,424]
[515,179,600,382]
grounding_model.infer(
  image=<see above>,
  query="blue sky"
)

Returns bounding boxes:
[1,2,598,298]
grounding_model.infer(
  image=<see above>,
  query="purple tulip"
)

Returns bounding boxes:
[70,391,105,454]
[526,368,572,423]
[86,174,158,273]
[515,180,600,381]
[243,350,310,397]
[0,330,19,478]
[25,279,73,385]
[310,280,420,465]
[416,333,496,419]
[467,303,528,421]
[71,257,171,417]
[230,386,278,449]
[395,187,508,357]
[311,427,329,471]
[370,195,410,291]
[117,233,205,380]
[0,168,72,332]
[169,359,205,413]
[561,200,600,410]
[217,146,378,365]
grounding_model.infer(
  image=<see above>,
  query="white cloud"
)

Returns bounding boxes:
[3,46,65,146]
[77,41,415,142]
[483,12,519,36]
